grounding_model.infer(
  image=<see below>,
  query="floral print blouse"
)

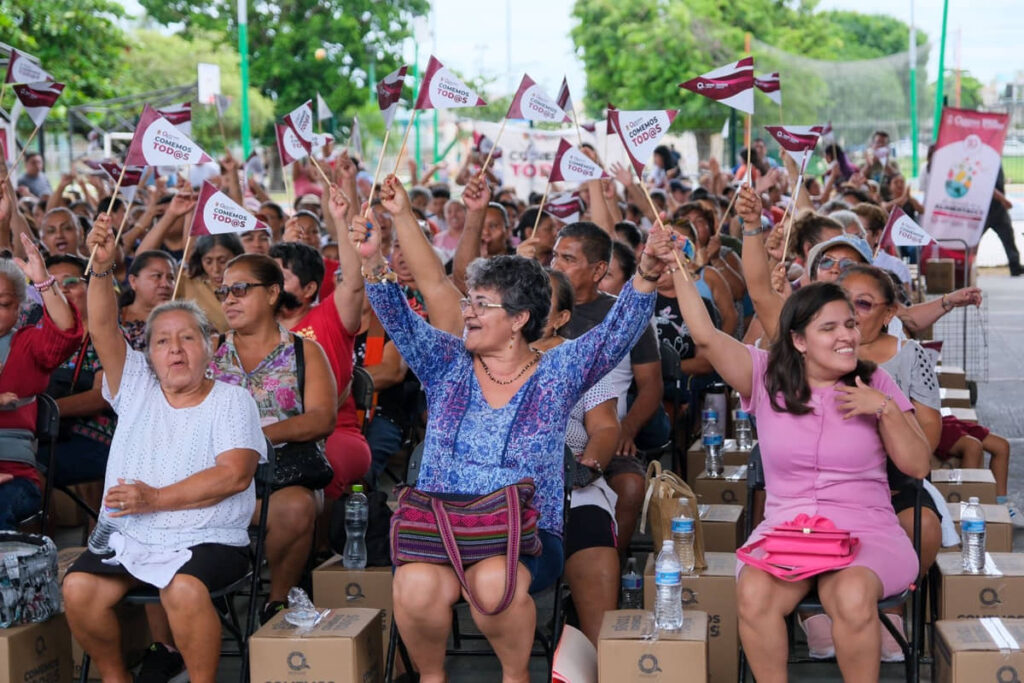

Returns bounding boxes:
[210,325,304,425]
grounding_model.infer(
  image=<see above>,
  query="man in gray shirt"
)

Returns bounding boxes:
[17,153,52,198]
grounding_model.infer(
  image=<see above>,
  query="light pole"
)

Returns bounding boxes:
[909,0,919,176]
[238,0,251,157]
[932,0,950,140]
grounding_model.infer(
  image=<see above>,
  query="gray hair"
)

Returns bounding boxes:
[144,300,214,361]
[42,206,78,229]
[0,260,27,304]
[465,255,550,342]
[827,210,867,240]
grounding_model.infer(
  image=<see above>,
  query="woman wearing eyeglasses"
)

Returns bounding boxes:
[176,234,244,333]
[207,252,338,623]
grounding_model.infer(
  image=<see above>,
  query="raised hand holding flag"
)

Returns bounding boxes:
[283,99,331,184]
[507,75,571,124]
[10,81,65,168]
[609,108,678,229]
[878,205,933,257]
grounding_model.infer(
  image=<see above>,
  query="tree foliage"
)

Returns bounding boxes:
[135,0,429,121]
[0,0,128,104]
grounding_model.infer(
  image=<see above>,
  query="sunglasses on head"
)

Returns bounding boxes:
[818,256,858,272]
[213,282,268,302]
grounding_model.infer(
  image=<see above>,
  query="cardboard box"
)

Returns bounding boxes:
[686,439,751,485]
[937,366,968,390]
[695,466,747,506]
[644,553,737,683]
[940,503,1012,554]
[940,388,972,409]
[926,260,956,294]
[941,407,979,423]
[931,469,997,504]
[934,618,1024,683]
[70,604,151,681]
[311,557,393,665]
[598,610,708,683]
[0,615,73,683]
[249,609,383,683]
[697,504,745,552]
[937,553,1024,620]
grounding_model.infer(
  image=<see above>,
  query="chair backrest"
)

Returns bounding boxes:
[35,394,60,444]
[746,443,765,490]
[406,442,424,487]
[351,366,375,412]
[659,339,682,383]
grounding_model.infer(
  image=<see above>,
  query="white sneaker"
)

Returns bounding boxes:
[1007,502,1024,528]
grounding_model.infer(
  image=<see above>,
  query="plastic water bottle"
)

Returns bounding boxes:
[342,484,369,569]
[961,496,986,574]
[87,508,120,556]
[654,540,683,631]
[671,513,695,575]
[620,557,643,609]
[703,416,724,477]
[735,410,754,451]
[701,393,720,432]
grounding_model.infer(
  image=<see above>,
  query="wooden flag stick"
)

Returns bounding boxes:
[779,173,806,263]
[639,177,691,281]
[85,161,129,272]
[715,188,740,235]
[171,232,192,298]
[532,181,551,235]
[572,111,583,148]
[284,164,294,211]
[308,155,332,186]
[365,127,392,217]
[477,118,507,180]
[392,109,419,176]
[744,114,753,186]
[10,125,41,170]
[670,247,691,282]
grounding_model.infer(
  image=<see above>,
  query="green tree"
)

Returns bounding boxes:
[0,0,128,104]
[135,0,429,121]
[930,72,985,111]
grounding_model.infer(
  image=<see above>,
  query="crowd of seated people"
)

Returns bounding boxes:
[0,129,1008,681]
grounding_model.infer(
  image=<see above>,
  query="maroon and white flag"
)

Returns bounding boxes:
[610,108,678,176]
[810,122,834,142]
[275,122,308,166]
[764,125,820,168]
[548,139,606,183]
[414,56,486,110]
[191,181,269,236]
[679,57,755,115]
[605,104,617,135]
[507,74,571,124]
[125,104,213,167]
[98,161,147,203]
[556,77,574,116]
[879,205,934,251]
[4,50,53,85]
[472,131,501,160]
[214,94,232,117]
[283,100,315,154]
[376,65,408,128]
[545,191,584,224]
[157,102,192,136]
[13,81,65,126]
[754,72,781,105]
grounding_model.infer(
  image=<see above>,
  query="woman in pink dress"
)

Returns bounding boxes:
[661,185,931,683]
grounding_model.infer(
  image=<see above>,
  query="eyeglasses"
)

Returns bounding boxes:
[59,276,85,288]
[459,298,506,316]
[213,282,268,302]
[852,298,885,314]
[818,256,858,272]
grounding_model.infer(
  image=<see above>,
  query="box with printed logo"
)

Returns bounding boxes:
[0,614,72,683]
[937,553,1024,621]
[248,608,382,683]
[644,552,736,683]
[695,466,747,506]
[686,439,751,485]
[931,469,997,504]
[312,556,393,665]
[940,503,1012,554]
[598,610,707,682]
[934,618,1024,683]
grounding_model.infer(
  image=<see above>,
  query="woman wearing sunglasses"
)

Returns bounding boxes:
[176,234,244,333]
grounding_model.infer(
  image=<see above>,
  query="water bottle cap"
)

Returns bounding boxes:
[736,410,749,419]
[662,539,675,550]
[352,484,364,493]
[968,496,980,504]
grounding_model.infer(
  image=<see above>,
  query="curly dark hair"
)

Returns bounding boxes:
[766,282,875,415]
[466,255,551,342]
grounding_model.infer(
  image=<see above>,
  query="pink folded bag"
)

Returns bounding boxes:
[737,514,860,582]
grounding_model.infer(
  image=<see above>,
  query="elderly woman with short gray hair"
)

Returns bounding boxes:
[0,230,82,530]
[64,214,267,683]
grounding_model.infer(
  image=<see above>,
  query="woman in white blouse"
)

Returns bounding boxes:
[63,214,266,683]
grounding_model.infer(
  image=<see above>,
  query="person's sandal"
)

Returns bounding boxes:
[880,613,906,662]
[798,613,835,660]
[260,599,287,625]
[135,642,184,683]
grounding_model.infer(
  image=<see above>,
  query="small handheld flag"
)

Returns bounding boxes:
[679,57,755,115]
[191,181,270,236]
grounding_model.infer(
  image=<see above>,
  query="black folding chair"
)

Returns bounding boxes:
[78,438,276,683]
[18,394,61,531]
[737,445,923,683]
[351,366,375,436]
[383,442,573,680]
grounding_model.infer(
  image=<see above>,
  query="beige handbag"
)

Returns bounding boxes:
[639,460,707,571]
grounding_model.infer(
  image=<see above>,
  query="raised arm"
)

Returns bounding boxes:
[898,287,981,333]
[451,175,490,294]
[136,191,195,254]
[85,213,127,395]
[738,185,784,342]
[324,184,365,334]
[13,233,77,332]
[378,174,464,336]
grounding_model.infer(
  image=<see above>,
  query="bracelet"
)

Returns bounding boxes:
[875,394,894,419]
[88,266,115,279]
[940,294,953,312]
[33,275,57,292]
[361,264,397,284]
[635,262,662,282]
[742,224,764,237]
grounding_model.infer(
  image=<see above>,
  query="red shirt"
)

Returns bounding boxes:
[320,257,339,300]
[290,300,359,429]
[0,305,83,486]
